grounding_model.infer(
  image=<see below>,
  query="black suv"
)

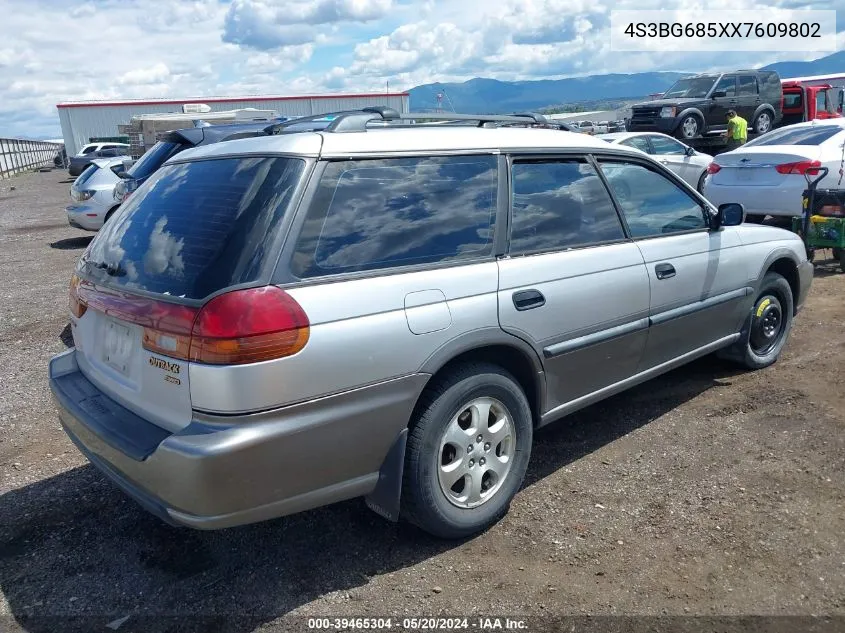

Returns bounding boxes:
[627,70,782,140]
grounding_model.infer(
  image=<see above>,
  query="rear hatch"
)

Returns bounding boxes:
[709,146,823,187]
[70,164,100,200]
[69,155,307,431]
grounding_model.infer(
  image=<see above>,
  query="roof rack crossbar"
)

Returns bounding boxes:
[261,107,564,134]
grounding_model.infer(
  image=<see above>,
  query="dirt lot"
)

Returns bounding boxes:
[0,170,843,633]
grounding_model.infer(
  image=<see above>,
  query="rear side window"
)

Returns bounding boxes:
[80,145,97,155]
[127,141,183,180]
[80,157,306,300]
[291,155,498,278]
[74,164,99,186]
[509,160,624,255]
[738,76,758,96]
[745,125,844,147]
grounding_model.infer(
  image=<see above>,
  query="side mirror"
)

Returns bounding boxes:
[712,203,744,229]
[685,146,696,156]
[711,91,727,98]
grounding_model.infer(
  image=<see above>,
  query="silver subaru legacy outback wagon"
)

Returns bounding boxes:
[49,108,813,539]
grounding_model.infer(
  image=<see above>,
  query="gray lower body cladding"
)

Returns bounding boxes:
[49,348,428,529]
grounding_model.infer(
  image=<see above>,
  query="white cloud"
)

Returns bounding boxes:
[222,0,392,49]
[118,63,172,86]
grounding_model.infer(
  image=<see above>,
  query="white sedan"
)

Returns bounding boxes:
[66,156,130,231]
[599,132,713,191]
[703,119,845,221]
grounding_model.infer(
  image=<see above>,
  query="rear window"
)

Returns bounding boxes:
[291,155,498,278]
[783,92,803,109]
[745,125,845,147]
[79,157,306,300]
[74,164,99,186]
[127,141,183,180]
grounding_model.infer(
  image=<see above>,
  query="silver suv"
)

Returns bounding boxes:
[49,108,813,539]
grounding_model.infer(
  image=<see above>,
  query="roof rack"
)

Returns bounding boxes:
[263,107,560,134]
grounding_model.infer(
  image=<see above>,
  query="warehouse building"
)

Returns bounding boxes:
[56,92,410,156]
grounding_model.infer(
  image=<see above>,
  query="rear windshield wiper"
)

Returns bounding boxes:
[87,260,127,277]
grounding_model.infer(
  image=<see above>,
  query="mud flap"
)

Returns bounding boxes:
[364,428,407,522]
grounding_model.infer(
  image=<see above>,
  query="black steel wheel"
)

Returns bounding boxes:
[717,272,794,370]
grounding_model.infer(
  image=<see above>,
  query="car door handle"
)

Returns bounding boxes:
[513,289,546,311]
[655,263,676,280]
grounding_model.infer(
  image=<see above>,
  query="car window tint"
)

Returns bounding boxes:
[80,146,97,154]
[649,136,686,155]
[619,136,651,153]
[80,157,306,300]
[598,161,707,238]
[738,76,758,96]
[817,90,829,114]
[509,160,625,255]
[714,76,737,97]
[74,164,99,186]
[744,125,844,147]
[783,92,803,109]
[291,155,498,278]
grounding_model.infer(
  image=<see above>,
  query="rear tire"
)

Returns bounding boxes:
[401,363,532,539]
[753,110,773,135]
[718,272,793,370]
[104,207,118,225]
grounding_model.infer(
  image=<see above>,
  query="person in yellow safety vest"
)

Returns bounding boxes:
[724,109,748,151]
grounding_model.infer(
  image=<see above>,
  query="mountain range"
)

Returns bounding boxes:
[408,51,845,113]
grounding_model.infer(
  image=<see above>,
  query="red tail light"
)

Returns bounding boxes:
[776,160,821,175]
[707,162,721,174]
[69,274,87,318]
[69,281,310,365]
[190,287,310,364]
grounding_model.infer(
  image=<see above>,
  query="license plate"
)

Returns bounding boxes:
[737,168,755,181]
[103,320,134,375]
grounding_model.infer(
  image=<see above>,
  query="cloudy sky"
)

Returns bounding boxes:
[0,0,842,139]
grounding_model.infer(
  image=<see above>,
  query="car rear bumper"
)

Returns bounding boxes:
[66,205,102,231]
[49,348,427,529]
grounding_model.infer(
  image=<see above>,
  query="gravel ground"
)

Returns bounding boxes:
[0,170,843,633]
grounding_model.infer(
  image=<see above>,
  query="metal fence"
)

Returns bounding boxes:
[0,138,63,179]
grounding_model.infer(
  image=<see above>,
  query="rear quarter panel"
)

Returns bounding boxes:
[188,263,500,414]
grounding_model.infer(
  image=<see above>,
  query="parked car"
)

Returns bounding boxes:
[113,120,293,203]
[66,157,130,231]
[50,108,812,539]
[68,144,130,177]
[578,120,596,134]
[628,70,783,140]
[600,131,713,191]
[702,119,845,221]
[76,142,130,156]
